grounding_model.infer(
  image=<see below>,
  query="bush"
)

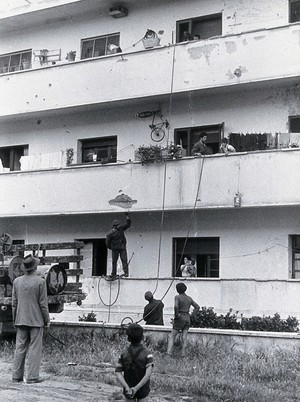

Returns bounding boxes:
[78,311,97,322]
[241,313,299,332]
[190,307,299,332]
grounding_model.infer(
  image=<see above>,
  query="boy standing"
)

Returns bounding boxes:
[115,323,154,401]
[167,282,199,357]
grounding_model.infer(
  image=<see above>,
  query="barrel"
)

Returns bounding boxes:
[36,264,67,295]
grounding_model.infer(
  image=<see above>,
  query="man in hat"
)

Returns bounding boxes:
[12,254,50,383]
[167,282,199,357]
[143,291,164,325]
[106,212,131,279]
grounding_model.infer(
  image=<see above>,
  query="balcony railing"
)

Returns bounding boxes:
[0,149,299,217]
[0,24,299,118]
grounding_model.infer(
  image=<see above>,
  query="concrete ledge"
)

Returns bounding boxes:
[51,321,300,353]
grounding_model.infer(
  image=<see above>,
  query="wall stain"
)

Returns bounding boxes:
[225,41,237,53]
[226,66,248,80]
[187,44,219,65]
[254,35,265,41]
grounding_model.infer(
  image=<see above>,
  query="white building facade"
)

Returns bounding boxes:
[1,0,300,324]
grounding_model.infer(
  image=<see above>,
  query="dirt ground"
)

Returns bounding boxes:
[0,359,191,402]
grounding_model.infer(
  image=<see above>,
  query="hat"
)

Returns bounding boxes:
[145,291,153,301]
[112,220,120,227]
[21,254,40,272]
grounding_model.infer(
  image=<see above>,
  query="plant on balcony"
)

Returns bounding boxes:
[136,145,164,165]
[66,51,76,62]
[66,148,74,165]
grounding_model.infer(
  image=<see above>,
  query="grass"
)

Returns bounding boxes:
[1,329,300,401]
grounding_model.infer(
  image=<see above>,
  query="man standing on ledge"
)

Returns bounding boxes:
[106,212,131,279]
[12,254,50,384]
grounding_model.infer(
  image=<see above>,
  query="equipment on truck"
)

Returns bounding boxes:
[0,239,86,334]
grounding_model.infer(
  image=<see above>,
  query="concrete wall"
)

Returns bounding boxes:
[2,206,300,321]
[1,84,298,155]
[50,321,300,355]
[1,24,299,117]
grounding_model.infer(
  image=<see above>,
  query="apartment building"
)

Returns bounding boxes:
[1,0,300,324]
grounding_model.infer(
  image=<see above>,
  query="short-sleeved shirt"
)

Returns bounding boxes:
[115,344,153,399]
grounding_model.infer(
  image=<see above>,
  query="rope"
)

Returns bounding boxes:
[136,156,206,324]
[152,40,177,295]
[97,275,121,307]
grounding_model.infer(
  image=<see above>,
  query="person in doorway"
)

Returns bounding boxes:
[12,254,50,384]
[190,259,197,277]
[115,323,154,401]
[106,212,131,279]
[167,282,200,357]
[219,137,236,154]
[191,132,211,156]
[180,256,194,277]
[143,291,164,325]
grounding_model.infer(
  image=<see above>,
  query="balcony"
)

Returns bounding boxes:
[0,24,299,118]
[0,149,299,217]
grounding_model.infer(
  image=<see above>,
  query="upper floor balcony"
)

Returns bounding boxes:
[0,149,299,218]
[0,23,299,119]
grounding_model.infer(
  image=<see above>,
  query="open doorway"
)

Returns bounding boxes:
[77,238,107,276]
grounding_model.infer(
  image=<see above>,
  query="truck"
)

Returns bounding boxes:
[0,236,86,335]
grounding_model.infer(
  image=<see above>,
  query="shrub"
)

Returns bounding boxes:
[78,311,97,322]
[191,307,299,332]
[241,313,299,332]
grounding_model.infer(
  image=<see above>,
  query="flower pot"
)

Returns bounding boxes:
[142,37,160,49]
[66,52,76,62]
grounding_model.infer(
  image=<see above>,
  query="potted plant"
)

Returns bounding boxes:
[66,51,76,62]
[142,29,161,49]
[136,145,164,165]
[22,59,30,70]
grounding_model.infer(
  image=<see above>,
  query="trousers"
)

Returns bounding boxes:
[12,326,44,381]
[111,249,128,275]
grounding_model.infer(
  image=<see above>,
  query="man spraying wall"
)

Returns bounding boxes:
[106,212,131,279]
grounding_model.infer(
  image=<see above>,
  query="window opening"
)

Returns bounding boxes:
[0,50,32,73]
[289,116,300,132]
[176,14,222,42]
[81,33,120,59]
[174,124,224,156]
[80,136,117,164]
[0,145,28,171]
[291,235,300,279]
[173,237,220,278]
[290,0,300,23]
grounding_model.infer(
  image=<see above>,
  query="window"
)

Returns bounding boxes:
[176,14,222,43]
[290,0,300,23]
[0,145,28,171]
[289,116,300,132]
[174,124,224,156]
[81,33,120,59]
[291,235,300,279]
[0,50,32,73]
[80,136,117,164]
[173,237,220,278]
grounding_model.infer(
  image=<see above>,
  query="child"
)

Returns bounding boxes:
[115,323,154,401]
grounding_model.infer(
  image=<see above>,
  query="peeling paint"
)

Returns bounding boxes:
[254,35,265,41]
[187,44,219,65]
[225,41,237,53]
